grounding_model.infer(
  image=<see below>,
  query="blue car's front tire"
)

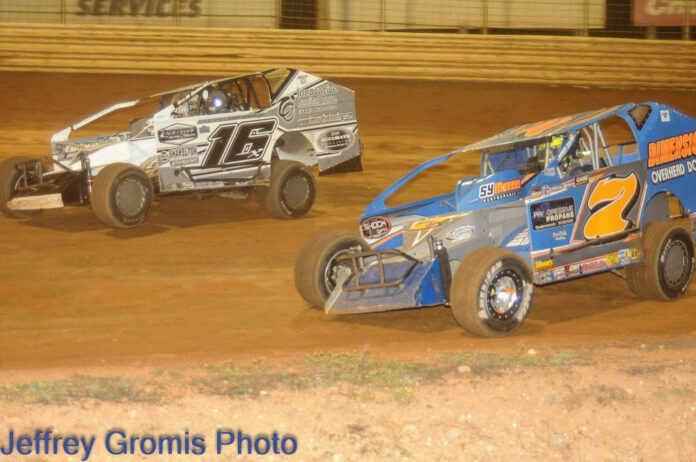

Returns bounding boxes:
[451,247,534,337]
[295,230,368,309]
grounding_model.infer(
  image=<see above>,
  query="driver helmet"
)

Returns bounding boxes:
[206,89,229,114]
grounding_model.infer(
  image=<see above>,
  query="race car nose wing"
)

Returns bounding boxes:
[325,259,444,314]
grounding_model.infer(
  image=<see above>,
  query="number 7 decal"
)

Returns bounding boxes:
[582,172,640,239]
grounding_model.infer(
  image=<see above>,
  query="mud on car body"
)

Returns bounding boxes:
[0,68,362,228]
[296,102,696,337]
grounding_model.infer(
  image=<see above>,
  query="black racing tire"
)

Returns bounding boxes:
[260,160,316,219]
[91,163,154,228]
[625,222,695,301]
[295,230,369,308]
[450,247,534,337]
[0,156,42,218]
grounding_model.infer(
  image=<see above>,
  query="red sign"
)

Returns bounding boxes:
[633,0,696,26]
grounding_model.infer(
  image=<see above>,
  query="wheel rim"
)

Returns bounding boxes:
[12,173,25,191]
[486,269,523,321]
[11,165,32,192]
[282,173,310,211]
[662,239,690,289]
[323,249,350,293]
[115,177,147,217]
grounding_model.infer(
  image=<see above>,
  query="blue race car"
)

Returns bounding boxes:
[295,102,696,337]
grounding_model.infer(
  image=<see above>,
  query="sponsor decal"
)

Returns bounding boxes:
[647,130,696,168]
[618,249,631,265]
[618,248,643,265]
[171,157,198,167]
[158,145,199,165]
[198,115,237,125]
[77,0,202,17]
[298,85,338,101]
[574,174,589,186]
[688,159,696,174]
[298,112,355,128]
[478,179,522,202]
[279,95,296,122]
[361,216,391,240]
[158,124,197,145]
[581,258,607,273]
[318,129,353,151]
[410,215,455,231]
[406,213,468,247]
[582,172,640,239]
[651,162,685,184]
[297,85,339,118]
[552,267,567,280]
[565,263,582,276]
[535,258,554,271]
[446,226,475,242]
[298,103,338,115]
[537,270,553,283]
[531,197,576,230]
[552,229,568,241]
[605,252,621,267]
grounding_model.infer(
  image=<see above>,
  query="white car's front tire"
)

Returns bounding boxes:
[92,163,153,228]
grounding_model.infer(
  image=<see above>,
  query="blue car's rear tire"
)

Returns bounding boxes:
[451,247,534,337]
[625,222,694,301]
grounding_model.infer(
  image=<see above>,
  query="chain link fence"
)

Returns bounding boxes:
[0,0,693,39]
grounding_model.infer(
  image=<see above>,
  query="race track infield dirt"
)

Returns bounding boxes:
[0,72,695,461]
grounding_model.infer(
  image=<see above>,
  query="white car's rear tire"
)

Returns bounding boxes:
[259,160,316,219]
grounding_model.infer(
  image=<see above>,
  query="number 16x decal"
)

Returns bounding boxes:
[204,119,277,167]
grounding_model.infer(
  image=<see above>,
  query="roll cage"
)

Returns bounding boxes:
[50,68,298,148]
[482,120,627,180]
[170,68,294,117]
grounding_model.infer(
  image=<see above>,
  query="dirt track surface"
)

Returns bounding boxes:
[1,72,696,370]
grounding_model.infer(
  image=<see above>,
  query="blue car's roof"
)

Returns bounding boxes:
[364,103,641,216]
[463,104,628,152]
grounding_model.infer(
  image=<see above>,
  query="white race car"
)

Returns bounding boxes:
[0,68,362,227]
